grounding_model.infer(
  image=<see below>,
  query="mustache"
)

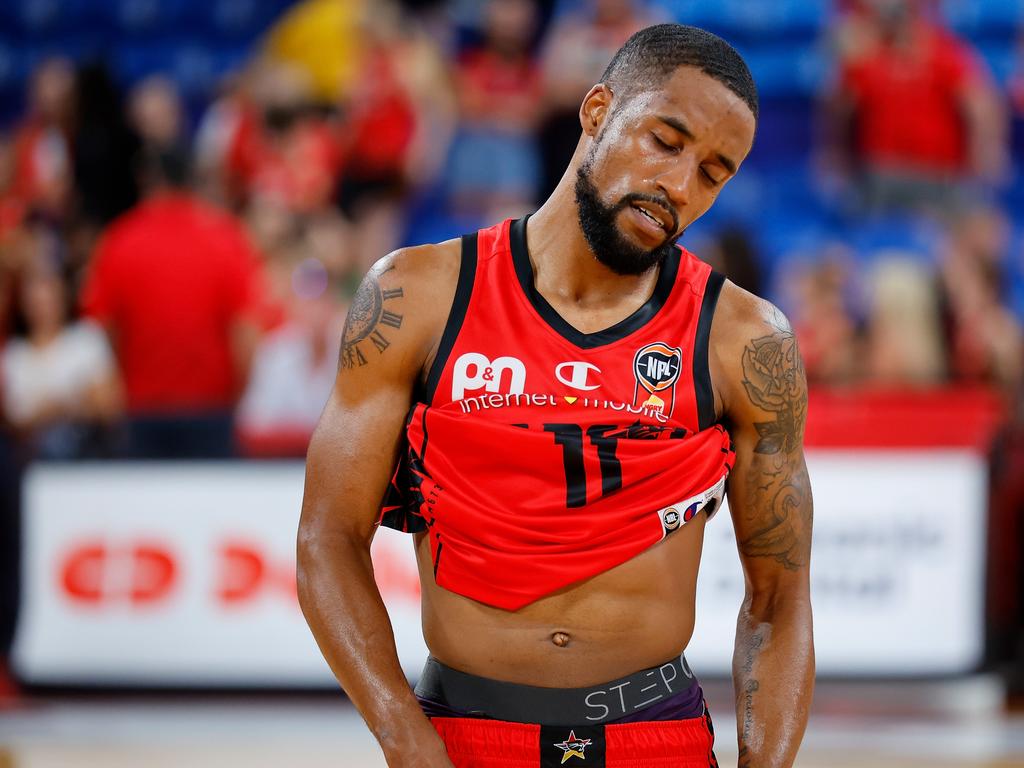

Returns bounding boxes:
[615,193,679,235]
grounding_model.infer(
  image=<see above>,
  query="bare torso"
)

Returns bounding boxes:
[415,513,708,687]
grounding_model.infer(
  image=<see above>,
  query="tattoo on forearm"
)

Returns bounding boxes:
[737,322,813,571]
[741,680,759,747]
[736,624,767,767]
[340,266,404,370]
[741,327,806,455]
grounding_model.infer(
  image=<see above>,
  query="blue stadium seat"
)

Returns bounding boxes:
[943,0,1023,36]
[14,0,107,39]
[846,215,945,266]
[16,0,66,36]
[0,40,22,99]
[108,0,185,39]
[114,42,183,87]
[180,0,289,43]
[756,217,834,270]
[1008,227,1024,324]
[978,42,1019,85]
[115,41,220,100]
[171,45,217,99]
[662,0,826,38]
[737,45,828,99]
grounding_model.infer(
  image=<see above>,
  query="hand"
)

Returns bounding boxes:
[385,742,456,768]
[381,721,456,768]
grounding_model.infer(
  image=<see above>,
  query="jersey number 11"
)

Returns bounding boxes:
[543,423,623,508]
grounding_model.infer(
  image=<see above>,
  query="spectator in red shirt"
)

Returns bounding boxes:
[81,148,264,458]
[224,62,341,214]
[822,0,1008,213]
[11,58,75,221]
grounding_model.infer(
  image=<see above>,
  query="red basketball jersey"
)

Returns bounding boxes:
[379,217,734,610]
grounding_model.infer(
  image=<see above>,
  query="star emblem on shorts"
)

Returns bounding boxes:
[553,730,592,763]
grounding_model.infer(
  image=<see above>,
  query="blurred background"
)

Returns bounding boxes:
[1,0,1024,765]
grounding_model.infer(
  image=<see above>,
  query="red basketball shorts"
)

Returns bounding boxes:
[431,708,720,768]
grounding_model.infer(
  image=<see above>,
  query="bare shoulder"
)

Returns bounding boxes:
[709,280,806,427]
[712,280,792,348]
[339,238,462,379]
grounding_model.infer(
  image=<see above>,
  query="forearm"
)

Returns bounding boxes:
[732,592,815,768]
[296,532,438,753]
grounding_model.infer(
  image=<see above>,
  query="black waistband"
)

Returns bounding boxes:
[414,653,698,726]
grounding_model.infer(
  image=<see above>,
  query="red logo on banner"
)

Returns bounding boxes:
[61,542,177,605]
[217,541,298,605]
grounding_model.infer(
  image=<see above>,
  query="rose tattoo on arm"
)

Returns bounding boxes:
[741,331,807,455]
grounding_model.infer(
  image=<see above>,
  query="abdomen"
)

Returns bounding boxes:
[414,515,707,688]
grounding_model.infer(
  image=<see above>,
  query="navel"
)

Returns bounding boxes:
[550,631,571,648]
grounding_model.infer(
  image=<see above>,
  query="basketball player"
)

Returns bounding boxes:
[298,24,813,768]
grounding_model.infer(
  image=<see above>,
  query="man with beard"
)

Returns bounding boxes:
[298,24,813,768]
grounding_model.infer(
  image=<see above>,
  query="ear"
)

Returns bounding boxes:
[579,83,612,138]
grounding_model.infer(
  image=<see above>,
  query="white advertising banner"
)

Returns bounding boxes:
[13,462,425,686]
[688,450,987,676]
[13,451,986,685]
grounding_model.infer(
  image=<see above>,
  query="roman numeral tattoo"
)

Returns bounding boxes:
[340,268,404,369]
[380,310,403,329]
[370,330,390,353]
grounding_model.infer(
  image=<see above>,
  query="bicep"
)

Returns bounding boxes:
[301,380,412,545]
[299,255,435,545]
[728,435,812,586]
[721,310,813,591]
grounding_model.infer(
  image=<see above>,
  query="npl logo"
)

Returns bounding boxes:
[632,342,682,418]
[555,361,601,391]
[451,352,526,400]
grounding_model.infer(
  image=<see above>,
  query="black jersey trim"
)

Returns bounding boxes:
[694,270,725,431]
[423,234,478,403]
[432,538,443,578]
[509,216,680,349]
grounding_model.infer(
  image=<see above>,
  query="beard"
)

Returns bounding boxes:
[574,159,680,277]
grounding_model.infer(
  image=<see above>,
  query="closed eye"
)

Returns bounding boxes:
[701,167,722,186]
[651,132,679,154]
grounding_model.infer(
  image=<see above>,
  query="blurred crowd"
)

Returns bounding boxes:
[0,0,1021,467]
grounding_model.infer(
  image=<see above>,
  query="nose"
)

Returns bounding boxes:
[654,154,697,213]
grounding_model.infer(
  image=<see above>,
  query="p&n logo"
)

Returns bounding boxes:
[452,352,527,401]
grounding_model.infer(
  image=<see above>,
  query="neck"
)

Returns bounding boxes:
[526,159,660,309]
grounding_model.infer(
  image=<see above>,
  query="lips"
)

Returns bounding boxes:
[634,204,667,231]
[629,200,674,235]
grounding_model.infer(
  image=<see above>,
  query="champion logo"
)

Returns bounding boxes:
[555,361,601,391]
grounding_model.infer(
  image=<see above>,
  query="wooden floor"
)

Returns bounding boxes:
[1,680,1023,767]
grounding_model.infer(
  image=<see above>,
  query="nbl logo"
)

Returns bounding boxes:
[632,342,682,417]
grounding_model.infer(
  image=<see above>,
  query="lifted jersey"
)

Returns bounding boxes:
[379,216,733,610]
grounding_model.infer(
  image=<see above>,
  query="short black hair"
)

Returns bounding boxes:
[600,23,758,120]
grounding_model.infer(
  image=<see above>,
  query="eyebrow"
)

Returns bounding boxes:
[655,114,738,175]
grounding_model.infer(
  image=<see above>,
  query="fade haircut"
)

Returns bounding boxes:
[600,23,758,120]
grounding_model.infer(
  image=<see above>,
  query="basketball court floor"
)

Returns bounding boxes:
[2,678,1023,767]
